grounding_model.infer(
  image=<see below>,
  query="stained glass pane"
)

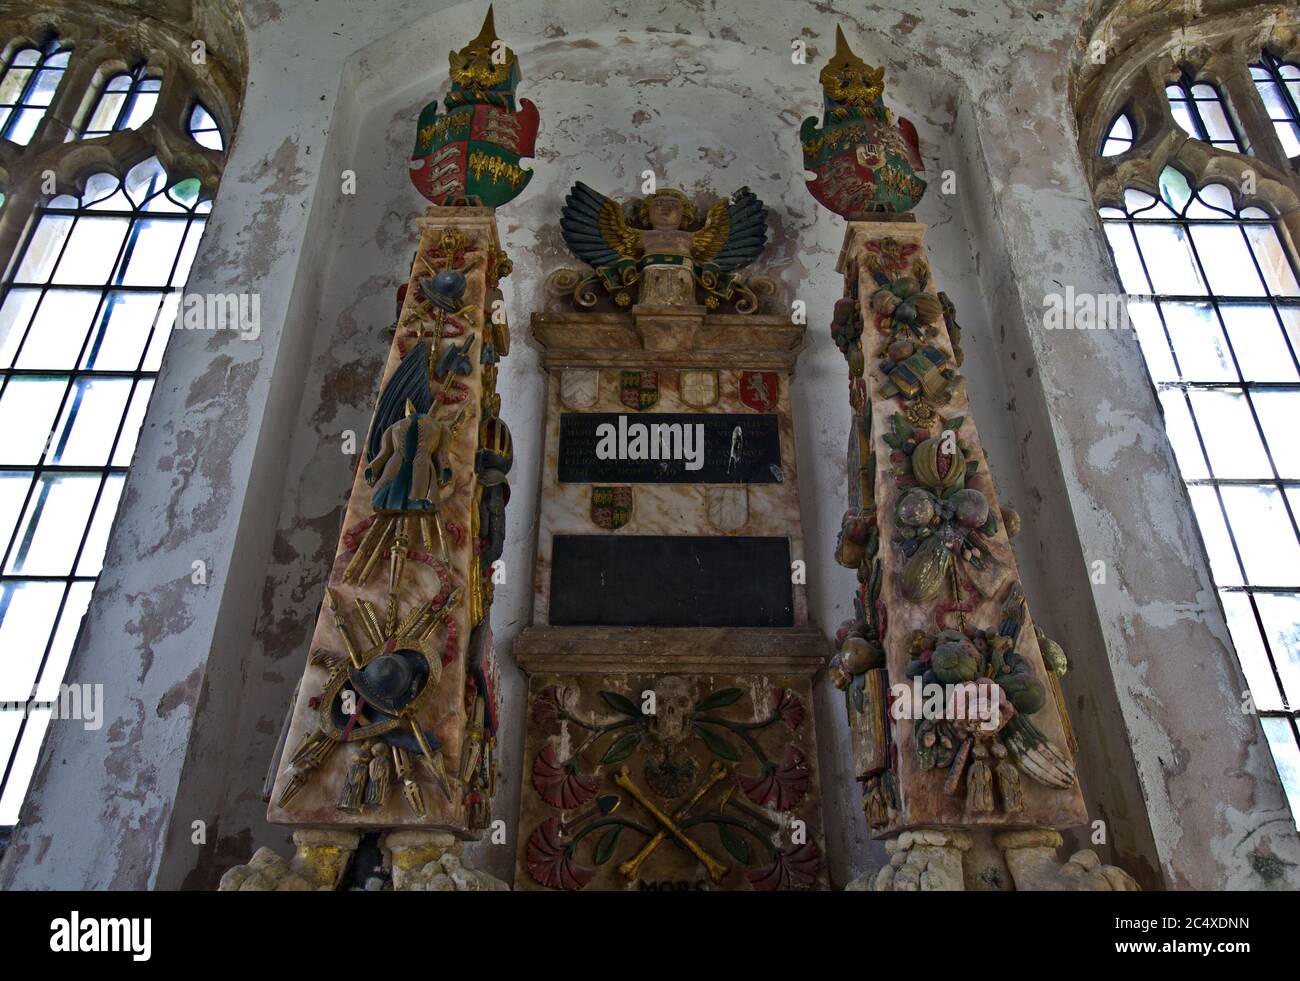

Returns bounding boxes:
[1221,593,1284,711]
[13,289,100,369]
[188,103,224,151]
[31,582,92,702]
[1161,302,1233,380]
[0,378,64,463]
[75,473,124,576]
[5,473,100,576]
[1186,389,1271,479]
[0,40,67,145]
[45,378,133,467]
[1220,485,1300,586]
[0,581,64,701]
[1261,718,1300,819]
[1101,112,1133,156]
[1253,53,1300,159]
[1157,389,1209,479]
[1186,486,1244,587]
[1218,305,1299,382]
[79,67,161,140]
[1256,593,1300,706]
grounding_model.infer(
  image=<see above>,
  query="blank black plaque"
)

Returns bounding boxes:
[549,535,794,627]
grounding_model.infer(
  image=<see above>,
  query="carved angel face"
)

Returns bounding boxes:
[651,675,694,745]
[645,193,686,231]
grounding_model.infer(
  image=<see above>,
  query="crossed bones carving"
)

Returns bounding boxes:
[614,762,731,884]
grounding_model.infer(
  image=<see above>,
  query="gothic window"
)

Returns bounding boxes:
[0,38,70,146]
[79,64,161,139]
[0,160,211,823]
[1100,112,1134,157]
[188,103,224,151]
[1165,72,1243,153]
[0,12,241,828]
[1082,28,1300,823]
[1250,51,1300,159]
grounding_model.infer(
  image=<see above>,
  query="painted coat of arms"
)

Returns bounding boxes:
[591,486,633,530]
[739,371,778,412]
[679,369,719,408]
[409,8,539,207]
[800,27,926,218]
[620,370,659,410]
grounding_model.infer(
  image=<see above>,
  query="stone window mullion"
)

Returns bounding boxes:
[28,41,95,148]
[1220,57,1294,178]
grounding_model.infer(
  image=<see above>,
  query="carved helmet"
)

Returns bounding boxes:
[476,416,513,477]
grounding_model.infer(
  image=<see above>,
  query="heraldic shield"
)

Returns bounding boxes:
[591,486,633,530]
[799,27,926,218]
[407,7,540,208]
[410,100,539,207]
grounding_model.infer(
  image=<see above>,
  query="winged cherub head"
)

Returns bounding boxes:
[640,189,695,231]
[560,182,769,273]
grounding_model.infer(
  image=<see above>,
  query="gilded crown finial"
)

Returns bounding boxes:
[448,5,515,92]
[820,25,885,108]
[472,5,497,48]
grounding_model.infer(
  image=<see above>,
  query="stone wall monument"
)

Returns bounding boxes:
[805,26,1138,891]
[511,180,830,891]
[220,7,534,891]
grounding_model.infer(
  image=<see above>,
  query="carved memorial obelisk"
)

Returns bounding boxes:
[805,26,1137,890]
[512,181,829,891]
[222,8,536,891]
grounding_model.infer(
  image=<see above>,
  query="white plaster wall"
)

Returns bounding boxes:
[4,0,1296,891]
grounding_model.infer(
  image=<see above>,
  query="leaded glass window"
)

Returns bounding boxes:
[0,158,211,824]
[1099,166,1300,821]
[1166,72,1243,153]
[1250,51,1300,159]
[0,38,69,146]
[187,103,223,151]
[1101,112,1134,157]
[80,64,161,139]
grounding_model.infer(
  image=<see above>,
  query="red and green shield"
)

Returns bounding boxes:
[591,487,633,530]
[620,370,658,411]
[801,114,925,218]
[410,99,539,207]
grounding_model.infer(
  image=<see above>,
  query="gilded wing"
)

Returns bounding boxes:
[560,182,643,268]
[691,187,768,271]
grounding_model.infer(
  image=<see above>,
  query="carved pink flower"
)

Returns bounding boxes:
[770,687,805,731]
[746,841,821,892]
[526,818,594,892]
[531,744,598,810]
[948,676,1014,737]
[531,685,568,725]
[738,745,810,811]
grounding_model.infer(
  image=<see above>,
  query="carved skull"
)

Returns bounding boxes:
[651,675,694,746]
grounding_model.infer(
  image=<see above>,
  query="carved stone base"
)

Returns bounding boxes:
[384,830,508,891]
[994,829,1140,891]
[218,829,361,891]
[216,828,508,891]
[846,827,1139,892]
[854,829,972,891]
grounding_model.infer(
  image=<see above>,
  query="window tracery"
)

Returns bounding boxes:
[0,7,242,827]
[1077,13,1300,823]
